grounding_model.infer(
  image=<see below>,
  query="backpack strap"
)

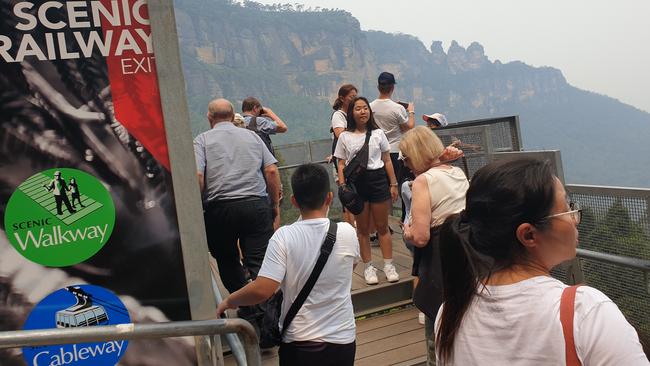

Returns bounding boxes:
[560,285,583,366]
[279,219,338,337]
[246,115,258,131]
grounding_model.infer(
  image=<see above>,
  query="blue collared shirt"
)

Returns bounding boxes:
[194,122,278,202]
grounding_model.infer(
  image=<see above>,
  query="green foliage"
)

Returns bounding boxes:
[576,199,650,349]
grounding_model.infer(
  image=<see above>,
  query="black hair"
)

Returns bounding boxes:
[291,163,331,211]
[435,158,556,362]
[378,83,394,95]
[241,97,261,112]
[332,84,358,111]
[346,96,379,132]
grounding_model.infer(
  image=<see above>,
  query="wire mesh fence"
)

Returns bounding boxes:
[436,115,522,152]
[565,184,650,349]
[435,125,493,179]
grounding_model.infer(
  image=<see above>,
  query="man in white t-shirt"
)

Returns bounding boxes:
[370,72,415,222]
[217,163,360,366]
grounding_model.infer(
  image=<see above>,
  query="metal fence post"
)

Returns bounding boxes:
[148,0,218,364]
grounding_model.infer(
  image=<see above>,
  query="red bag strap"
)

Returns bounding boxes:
[560,285,583,366]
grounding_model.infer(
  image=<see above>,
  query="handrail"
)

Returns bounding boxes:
[576,249,650,272]
[566,184,650,198]
[0,319,261,366]
[210,272,247,365]
[575,249,650,295]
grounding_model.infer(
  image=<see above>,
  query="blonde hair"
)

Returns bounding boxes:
[233,113,246,128]
[399,126,444,174]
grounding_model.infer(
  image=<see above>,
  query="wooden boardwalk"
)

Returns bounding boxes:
[224,307,426,366]
[351,217,414,291]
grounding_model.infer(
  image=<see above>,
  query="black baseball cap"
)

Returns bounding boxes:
[378,72,396,85]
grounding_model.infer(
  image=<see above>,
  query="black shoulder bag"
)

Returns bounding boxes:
[338,130,371,214]
[246,115,276,156]
[343,129,371,183]
[259,219,338,348]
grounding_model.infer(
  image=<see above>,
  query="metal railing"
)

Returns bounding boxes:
[436,115,522,152]
[0,319,261,366]
[559,184,650,347]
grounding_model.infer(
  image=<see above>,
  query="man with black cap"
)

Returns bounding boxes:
[370,72,415,221]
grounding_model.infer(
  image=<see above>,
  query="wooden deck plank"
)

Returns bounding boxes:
[355,341,427,366]
[356,317,422,345]
[355,328,424,359]
[356,308,419,333]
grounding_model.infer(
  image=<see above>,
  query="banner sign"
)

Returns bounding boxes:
[22,285,130,366]
[0,1,195,364]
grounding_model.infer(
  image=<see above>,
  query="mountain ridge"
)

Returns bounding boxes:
[174,0,650,188]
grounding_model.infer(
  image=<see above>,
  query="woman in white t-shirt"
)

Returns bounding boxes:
[434,158,649,366]
[400,126,469,366]
[334,96,399,285]
[330,84,358,226]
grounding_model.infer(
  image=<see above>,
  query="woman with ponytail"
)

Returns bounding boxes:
[400,126,468,365]
[434,158,648,365]
[331,84,358,226]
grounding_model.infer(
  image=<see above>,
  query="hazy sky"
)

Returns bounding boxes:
[255,0,650,113]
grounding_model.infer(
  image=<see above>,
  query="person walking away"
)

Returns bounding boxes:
[434,158,649,365]
[217,163,360,366]
[195,98,281,334]
[334,96,399,285]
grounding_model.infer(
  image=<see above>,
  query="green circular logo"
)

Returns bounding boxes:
[4,168,115,267]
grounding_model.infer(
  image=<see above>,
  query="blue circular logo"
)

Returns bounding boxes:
[22,285,130,366]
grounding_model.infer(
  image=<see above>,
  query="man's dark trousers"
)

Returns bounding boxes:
[204,197,274,325]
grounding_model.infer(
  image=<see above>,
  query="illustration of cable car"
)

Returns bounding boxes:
[55,286,109,328]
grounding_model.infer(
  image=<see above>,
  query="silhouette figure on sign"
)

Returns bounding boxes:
[68,178,85,209]
[43,171,76,215]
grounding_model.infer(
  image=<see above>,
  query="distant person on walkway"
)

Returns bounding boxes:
[401,126,469,366]
[370,72,415,223]
[241,97,288,156]
[217,163,360,366]
[422,113,448,129]
[330,84,358,227]
[434,158,649,366]
[334,96,399,285]
[195,98,281,332]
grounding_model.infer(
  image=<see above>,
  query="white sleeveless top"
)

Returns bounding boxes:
[421,166,469,227]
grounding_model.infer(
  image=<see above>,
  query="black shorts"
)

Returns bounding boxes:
[279,341,355,366]
[355,168,390,203]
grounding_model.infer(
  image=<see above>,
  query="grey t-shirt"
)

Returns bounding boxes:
[369,99,409,153]
[194,122,278,202]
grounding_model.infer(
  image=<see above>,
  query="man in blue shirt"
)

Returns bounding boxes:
[241,97,288,156]
[194,98,281,330]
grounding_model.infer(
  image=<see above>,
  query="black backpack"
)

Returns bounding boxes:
[246,116,275,156]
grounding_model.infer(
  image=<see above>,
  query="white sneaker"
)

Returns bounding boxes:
[364,265,379,285]
[384,263,400,282]
[418,312,426,325]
